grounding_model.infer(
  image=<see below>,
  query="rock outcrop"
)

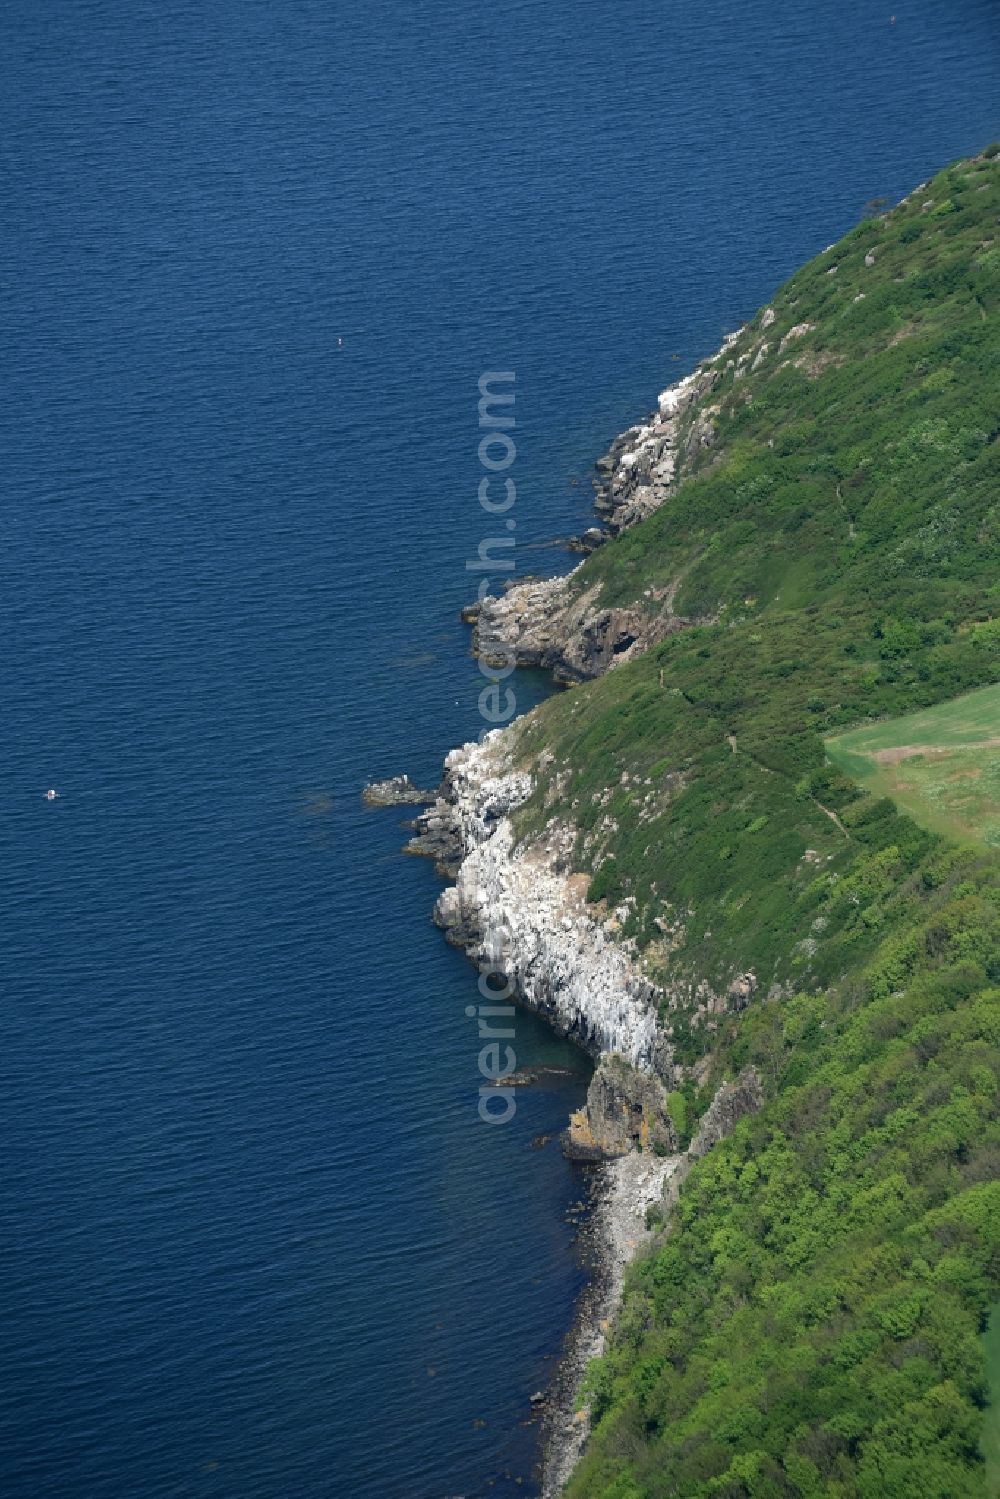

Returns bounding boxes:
[563,1053,678,1161]
[642,1068,765,1226]
[409,737,766,1084]
[468,575,690,684]
[727,970,758,1011]
[465,328,742,684]
[362,773,437,807]
[590,354,730,534]
[411,732,669,1070]
[689,1067,763,1158]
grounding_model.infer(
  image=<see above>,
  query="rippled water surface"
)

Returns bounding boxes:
[2,2,997,1495]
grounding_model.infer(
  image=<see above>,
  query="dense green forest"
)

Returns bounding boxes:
[567,847,1000,1497]
[512,150,1000,1495]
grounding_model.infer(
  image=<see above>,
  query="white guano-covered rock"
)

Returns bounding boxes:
[433,732,665,1071]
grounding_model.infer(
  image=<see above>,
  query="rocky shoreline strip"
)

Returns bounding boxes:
[538,1151,681,1497]
[538,1069,763,1493]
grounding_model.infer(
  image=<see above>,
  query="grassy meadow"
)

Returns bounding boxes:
[826,684,1000,849]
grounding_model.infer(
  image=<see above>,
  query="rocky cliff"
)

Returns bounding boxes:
[465,328,741,682]
[407,318,770,1093]
[416,732,671,1072]
[409,726,763,1166]
[563,1053,678,1161]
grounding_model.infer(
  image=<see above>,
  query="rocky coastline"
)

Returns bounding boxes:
[401,724,762,1492]
[463,328,741,684]
[365,153,1000,1496]
[374,342,767,1493]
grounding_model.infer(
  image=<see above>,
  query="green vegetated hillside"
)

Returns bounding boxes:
[512,150,1000,1496]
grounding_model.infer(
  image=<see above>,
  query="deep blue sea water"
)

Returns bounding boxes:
[1,2,997,1495]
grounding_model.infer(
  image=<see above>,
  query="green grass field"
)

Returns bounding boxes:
[826,684,1000,849]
